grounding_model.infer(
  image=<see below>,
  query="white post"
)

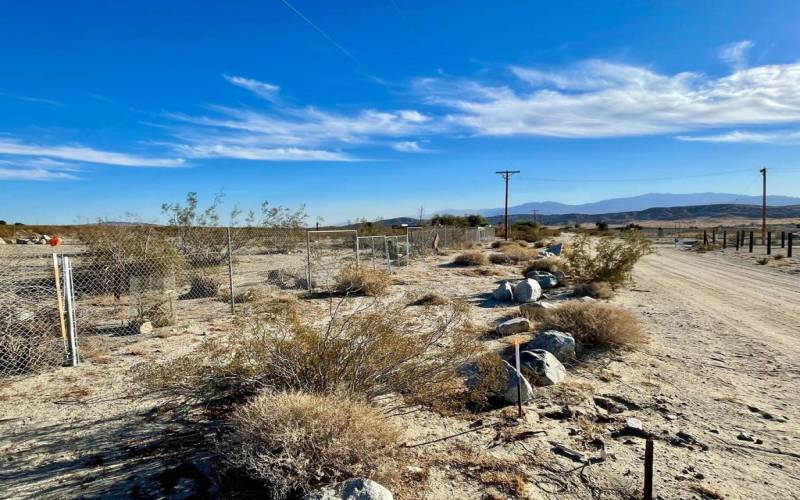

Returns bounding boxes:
[305,230,312,291]
[62,256,79,367]
[227,227,235,314]
[384,237,391,271]
[354,231,360,268]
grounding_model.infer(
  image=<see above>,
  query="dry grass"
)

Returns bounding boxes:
[138,301,480,403]
[540,302,646,349]
[572,281,613,299]
[409,293,450,306]
[185,274,220,298]
[498,244,536,264]
[488,253,511,265]
[227,391,401,498]
[756,257,769,265]
[218,286,270,305]
[453,251,489,266]
[689,483,725,499]
[490,240,520,249]
[522,256,568,274]
[334,266,391,296]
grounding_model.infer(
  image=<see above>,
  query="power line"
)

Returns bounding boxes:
[516,167,756,184]
[277,0,389,87]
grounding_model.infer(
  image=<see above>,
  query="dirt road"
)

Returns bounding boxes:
[611,245,800,498]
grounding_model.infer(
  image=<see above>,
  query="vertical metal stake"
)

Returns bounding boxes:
[723,231,727,250]
[354,232,360,268]
[781,231,786,248]
[305,230,312,291]
[227,227,235,314]
[788,233,793,258]
[767,231,772,255]
[644,439,654,500]
[62,256,79,367]
[384,237,391,271]
[749,231,754,253]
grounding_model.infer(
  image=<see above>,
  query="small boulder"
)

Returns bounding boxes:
[546,243,563,256]
[492,281,514,302]
[0,238,5,245]
[496,317,530,336]
[519,301,559,319]
[304,478,394,500]
[502,360,534,403]
[520,349,567,386]
[525,330,576,362]
[525,270,558,289]
[626,417,644,434]
[578,296,596,302]
[513,279,542,303]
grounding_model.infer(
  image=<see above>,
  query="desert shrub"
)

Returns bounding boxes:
[491,240,520,249]
[499,244,536,264]
[572,282,613,299]
[409,293,450,306]
[0,303,63,376]
[453,251,489,266]
[139,301,480,402]
[773,253,785,260]
[184,274,220,298]
[463,352,508,410]
[488,253,511,264]
[756,257,769,265]
[522,256,568,275]
[227,391,400,498]
[566,233,651,284]
[540,302,646,349]
[334,266,391,296]
[218,287,270,305]
[134,295,176,327]
[513,240,529,247]
[77,225,185,297]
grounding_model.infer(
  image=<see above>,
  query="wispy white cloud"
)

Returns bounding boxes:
[719,40,754,69]
[164,75,436,161]
[0,167,79,181]
[0,92,63,107]
[0,139,184,167]
[677,129,800,144]
[391,140,431,153]
[415,59,800,139]
[224,75,281,103]
[174,143,356,161]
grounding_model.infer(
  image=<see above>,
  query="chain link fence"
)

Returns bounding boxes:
[0,224,494,377]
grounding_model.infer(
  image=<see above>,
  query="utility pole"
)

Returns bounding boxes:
[760,167,767,244]
[496,170,520,240]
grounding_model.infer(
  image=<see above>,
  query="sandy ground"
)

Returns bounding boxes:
[1,242,799,499]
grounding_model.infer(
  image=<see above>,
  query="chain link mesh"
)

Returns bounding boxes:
[0,224,492,377]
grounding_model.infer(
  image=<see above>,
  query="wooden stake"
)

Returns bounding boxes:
[52,254,68,356]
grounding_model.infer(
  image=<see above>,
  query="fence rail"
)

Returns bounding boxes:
[0,224,493,377]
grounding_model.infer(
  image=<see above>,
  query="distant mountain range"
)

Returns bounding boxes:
[439,192,800,217]
[371,201,800,228]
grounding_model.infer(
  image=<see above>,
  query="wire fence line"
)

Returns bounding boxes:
[0,224,494,378]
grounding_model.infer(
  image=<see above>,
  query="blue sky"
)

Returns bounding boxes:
[2,1,800,224]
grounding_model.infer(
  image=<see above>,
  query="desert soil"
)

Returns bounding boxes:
[1,242,798,499]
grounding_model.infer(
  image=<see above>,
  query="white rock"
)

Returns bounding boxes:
[304,478,394,500]
[492,281,514,302]
[525,270,558,289]
[525,330,576,362]
[496,317,530,336]
[513,279,542,303]
[520,349,567,386]
[502,360,534,403]
[578,296,596,302]
[519,301,559,319]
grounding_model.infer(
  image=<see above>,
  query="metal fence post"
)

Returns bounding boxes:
[644,439,654,500]
[384,236,391,271]
[712,229,716,245]
[62,256,79,367]
[735,231,740,251]
[781,231,786,248]
[306,230,312,291]
[723,230,727,250]
[52,253,68,357]
[227,227,235,314]
[703,230,708,245]
[354,231,360,268]
[788,233,793,258]
[767,231,772,255]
